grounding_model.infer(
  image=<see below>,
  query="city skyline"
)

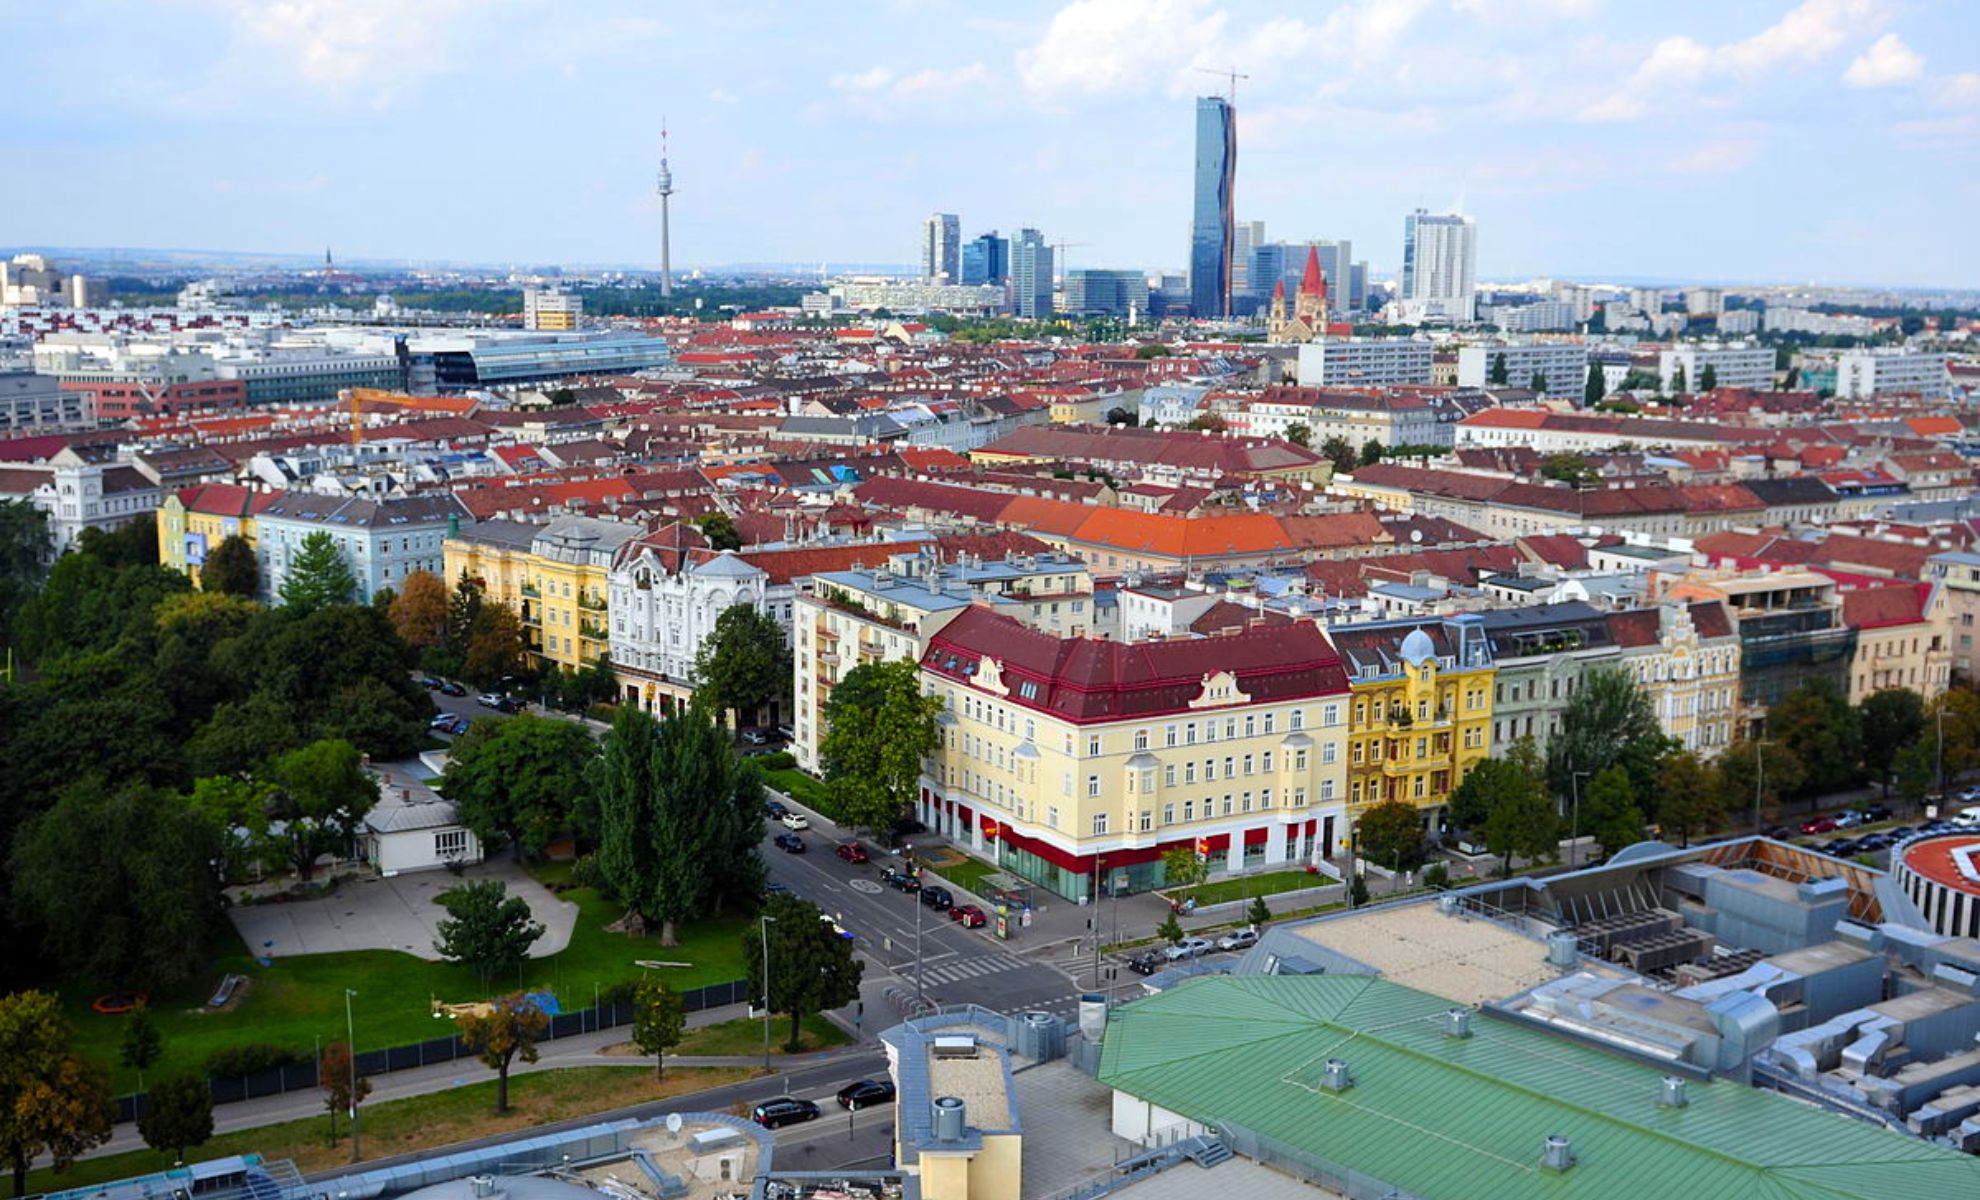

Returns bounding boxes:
[7,1,1980,287]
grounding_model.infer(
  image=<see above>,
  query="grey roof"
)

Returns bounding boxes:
[364,796,463,834]
[1744,477,1838,506]
[690,549,766,579]
[260,489,470,529]
[450,515,541,551]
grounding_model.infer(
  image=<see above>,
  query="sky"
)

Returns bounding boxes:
[5,0,1979,287]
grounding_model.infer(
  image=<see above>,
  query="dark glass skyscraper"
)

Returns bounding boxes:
[1189,95,1236,320]
[961,232,1008,286]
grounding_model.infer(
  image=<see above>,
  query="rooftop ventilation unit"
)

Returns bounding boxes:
[1321,1058,1352,1092]
[933,1096,966,1142]
[1443,1008,1473,1039]
[1659,1076,1689,1108]
[932,1035,978,1059]
[1547,930,1580,968]
[1541,1136,1575,1172]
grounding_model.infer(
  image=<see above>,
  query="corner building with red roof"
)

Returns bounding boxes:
[917,607,1351,900]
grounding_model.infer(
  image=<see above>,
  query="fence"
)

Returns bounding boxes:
[1216,1121,1430,1200]
[113,978,750,1124]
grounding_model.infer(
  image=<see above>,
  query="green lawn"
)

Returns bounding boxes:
[64,867,750,1094]
[1171,869,1327,907]
[24,1065,759,1197]
[764,768,842,820]
[923,852,1002,899]
[673,1011,848,1057]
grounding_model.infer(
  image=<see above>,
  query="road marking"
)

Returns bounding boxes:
[848,879,883,894]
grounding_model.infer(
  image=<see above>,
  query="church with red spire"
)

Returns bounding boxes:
[1267,244,1333,343]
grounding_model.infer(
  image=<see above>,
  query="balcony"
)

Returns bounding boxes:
[520,582,541,598]
[578,592,606,612]
[521,604,541,627]
[579,621,607,642]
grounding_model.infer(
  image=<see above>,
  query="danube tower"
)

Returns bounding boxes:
[656,122,675,299]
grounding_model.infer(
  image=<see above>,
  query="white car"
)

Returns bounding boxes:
[1216,928,1260,952]
[1164,936,1215,962]
[781,812,810,831]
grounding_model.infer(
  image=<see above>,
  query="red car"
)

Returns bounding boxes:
[950,904,987,928]
[835,841,870,864]
[1801,817,1838,835]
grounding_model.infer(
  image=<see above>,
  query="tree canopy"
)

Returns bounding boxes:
[279,531,358,613]
[434,880,546,989]
[388,569,449,651]
[693,603,788,730]
[1769,678,1861,800]
[137,1074,214,1163]
[0,991,114,1198]
[200,534,260,599]
[744,892,864,1052]
[694,512,742,552]
[457,993,549,1114]
[1860,688,1926,796]
[442,714,598,858]
[1355,799,1426,871]
[1656,750,1721,847]
[631,981,686,1079]
[820,659,942,836]
[1546,668,1671,813]
[1581,765,1646,860]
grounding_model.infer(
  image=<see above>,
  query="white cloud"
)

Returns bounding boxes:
[822,62,1000,119]
[1018,0,1226,100]
[226,0,470,92]
[1842,32,1922,87]
[1584,0,1889,121]
[830,67,896,93]
[1935,72,1980,108]
[1669,137,1759,174]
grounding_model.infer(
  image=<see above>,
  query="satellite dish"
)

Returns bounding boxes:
[1411,530,1423,543]
[665,1113,684,1135]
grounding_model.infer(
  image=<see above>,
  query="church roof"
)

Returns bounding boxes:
[1300,245,1326,298]
[1271,278,1286,301]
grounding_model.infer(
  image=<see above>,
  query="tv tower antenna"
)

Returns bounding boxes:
[656,119,675,300]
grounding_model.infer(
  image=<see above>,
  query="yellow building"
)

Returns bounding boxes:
[1841,584,1951,707]
[444,515,642,672]
[156,484,275,589]
[1606,601,1743,757]
[1327,617,1494,840]
[916,608,1352,900]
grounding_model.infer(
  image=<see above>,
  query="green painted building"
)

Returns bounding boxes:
[1100,974,1980,1200]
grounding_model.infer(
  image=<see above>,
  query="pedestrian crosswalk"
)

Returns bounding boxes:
[906,951,1028,986]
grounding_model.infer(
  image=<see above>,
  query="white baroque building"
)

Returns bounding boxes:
[608,534,772,714]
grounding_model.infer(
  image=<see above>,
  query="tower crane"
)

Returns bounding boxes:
[1050,240,1092,279]
[1194,65,1249,104]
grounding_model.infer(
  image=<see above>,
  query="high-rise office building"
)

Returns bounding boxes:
[523,286,583,332]
[1350,263,1369,313]
[1010,228,1052,319]
[921,213,961,283]
[1249,240,1353,312]
[961,232,1008,286]
[1188,96,1236,319]
[1399,209,1477,323]
[1063,270,1150,318]
[1232,219,1266,295]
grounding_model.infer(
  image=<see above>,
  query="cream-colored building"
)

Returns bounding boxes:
[916,608,1351,900]
[1606,600,1742,758]
[1841,584,1951,706]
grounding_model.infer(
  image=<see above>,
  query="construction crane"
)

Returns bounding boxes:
[1194,65,1249,104]
[1051,240,1092,279]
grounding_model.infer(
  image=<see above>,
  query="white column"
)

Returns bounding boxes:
[1225,835,1244,874]
[1265,822,1288,865]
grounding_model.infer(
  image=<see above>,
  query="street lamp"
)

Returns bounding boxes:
[1569,771,1590,867]
[343,989,360,1162]
[758,915,776,1069]
[1750,738,1768,836]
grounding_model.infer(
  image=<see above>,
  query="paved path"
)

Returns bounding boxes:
[227,858,577,961]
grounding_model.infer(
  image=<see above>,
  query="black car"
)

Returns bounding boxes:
[881,868,921,893]
[764,800,790,819]
[1859,804,1893,823]
[1126,949,1163,976]
[438,681,467,697]
[835,1079,896,1110]
[774,833,806,854]
[419,676,444,690]
[919,885,953,912]
[751,1098,820,1128]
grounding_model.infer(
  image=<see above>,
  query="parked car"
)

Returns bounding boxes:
[429,713,471,736]
[1126,949,1163,976]
[741,727,770,746]
[1800,817,1838,835]
[835,1080,896,1110]
[1819,838,1857,857]
[881,868,920,893]
[1216,927,1260,952]
[773,833,806,854]
[1859,804,1893,823]
[437,681,465,697]
[1164,936,1214,962]
[764,881,791,895]
[835,841,870,864]
[781,812,810,831]
[1855,833,1892,853]
[775,724,795,742]
[1954,806,1980,828]
[750,1098,820,1128]
[1833,810,1865,829]
[475,693,505,709]
[496,696,524,714]
[1958,786,1980,803]
[920,886,953,912]
[419,676,445,690]
[950,904,987,928]
[764,800,789,820]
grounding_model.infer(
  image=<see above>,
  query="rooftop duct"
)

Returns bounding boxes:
[933,1096,966,1142]
[1660,1076,1689,1108]
[1443,1008,1473,1039]
[1541,1136,1576,1172]
[1322,1058,1353,1091]
[1547,930,1580,967]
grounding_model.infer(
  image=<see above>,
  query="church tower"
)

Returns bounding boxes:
[1294,244,1328,328]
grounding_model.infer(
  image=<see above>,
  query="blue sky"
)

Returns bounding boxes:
[6,0,1978,286]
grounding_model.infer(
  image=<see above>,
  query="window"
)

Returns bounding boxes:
[1087,774,1101,798]
[1263,712,1276,734]
[1244,714,1255,737]
[1093,813,1108,836]
[1293,750,1308,772]
[1261,787,1274,807]
[1290,709,1305,731]
[1243,754,1254,775]
[1139,810,1152,832]
[1164,724,1179,747]
[436,829,468,858]
[1185,722,1198,745]
[1293,787,1307,807]
[1322,742,1337,765]
[1262,750,1275,772]
[1323,703,1341,727]
[1133,729,1149,751]
[1320,779,1335,801]
[1224,756,1235,778]
[1183,800,1195,821]
[1222,795,1234,816]
[1088,734,1103,756]
[1204,759,1217,782]
[1164,764,1177,787]
[1185,762,1198,784]
[1163,802,1175,825]
[1048,805,1059,828]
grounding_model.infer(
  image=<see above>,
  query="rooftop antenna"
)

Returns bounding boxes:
[656,118,675,300]
[1194,65,1249,105]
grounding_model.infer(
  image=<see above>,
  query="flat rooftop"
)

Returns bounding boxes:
[926,1047,1012,1131]
[1287,901,1571,1005]
[572,1119,760,1200]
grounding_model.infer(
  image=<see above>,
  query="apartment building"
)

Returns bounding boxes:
[260,490,470,604]
[156,483,278,588]
[916,608,1350,900]
[1660,571,1855,737]
[1604,601,1741,757]
[1478,602,1621,758]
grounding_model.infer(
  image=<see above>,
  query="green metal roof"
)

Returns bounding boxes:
[1099,975,1980,1200]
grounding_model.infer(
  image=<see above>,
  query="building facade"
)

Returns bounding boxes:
[1398,210,1476,323]
[1479,602,1621,759]
[1658,345,1773,392]
[522,287,583,332]
[1605,601,1741,757]
[917,608,1350,899]
[1188,96,1236,319]
[609,540,771,714]
[1063,270,1150,318]
[259,490,468,604]
[1834,351,1950,400]
[960,232,1008,286]
[157,484,275,588]
[0,371,91,433]
[1009,229,1053,320]
[921,213,961,284]
[1455,343,1588,402]
[1661,571,1855,738]
[1295,339,1435,390]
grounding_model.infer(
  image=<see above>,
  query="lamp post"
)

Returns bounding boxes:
[1752,737,1767,835]
[1569,771,1590,867]
[1091,856,1105,990]
[343,989,360,1162]
[758,915,775,1070]
[913,883,925,1009]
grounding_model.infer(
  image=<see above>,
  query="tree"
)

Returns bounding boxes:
[442,715,598,859]
[137,1075,213,1164]
[1583,364,1607,408]
[388,569,449,651]
[0,498,48,642]
[631,981,686,1079]
[1539,452,1599,487]
[434,880,546,989]
[1347,872,1369,906]
[1895,739,1936,810]
[1528,370,1549,393]
[1860,688,1926,796]
[318,1040,370,1146]
[463,604,528,687]
[0,991,114,1198]
[1246,895,1271,927]
[268,738,378,877]
[744,892,863,1052]
[280,531,358,613]
[1770,678,1861,801]
[119,1005,162,1100]
[200,534,260,598]
[1156,910,1184,945]
[1184,413,1226,433]
[1670,363,1687,394]
[695,512,742,551]
[1356,799,1425,871]
[1546,668,1671,816]
[12,784,224,991]
[1716,738,1805,826]
[1160,846,1207,890]
[1358,438,1384,466]
[1319,435,1357,476]
[1284,423,1312,448]
[1657,751,1721,847]
[1581,766,1645,860]
[819,659,942,836]
[1488,351,1509,385]
[1699,363,1718,391]
[457,993,550,1114]
[693,604,788,731]
[1933,688,1980,783]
